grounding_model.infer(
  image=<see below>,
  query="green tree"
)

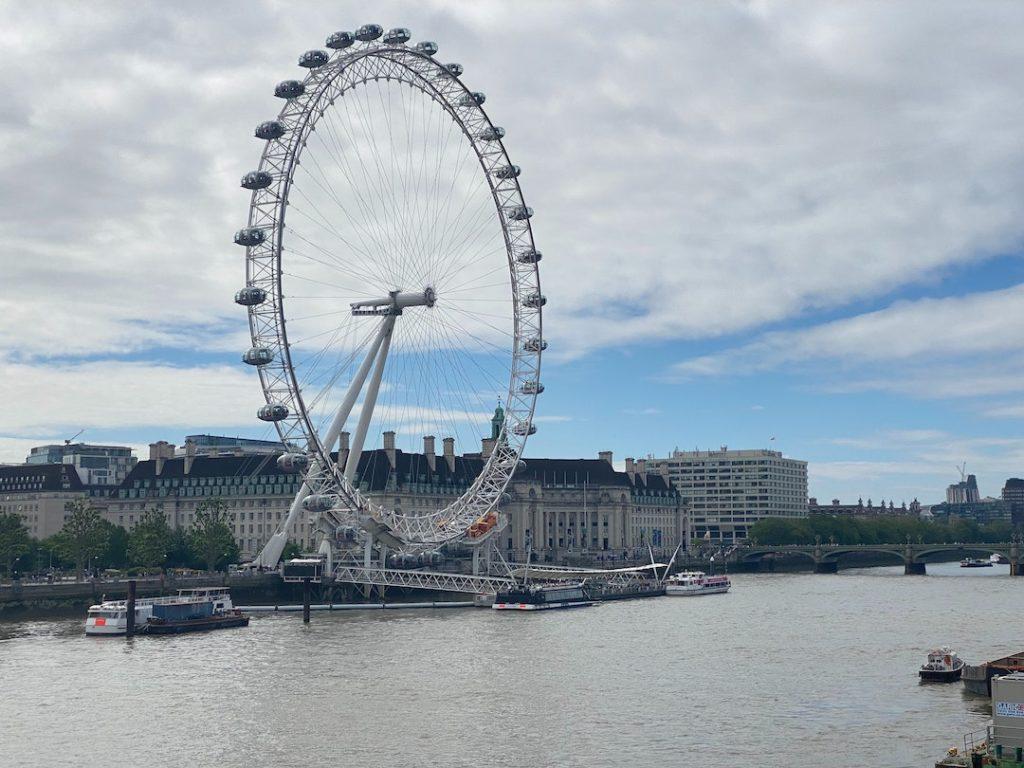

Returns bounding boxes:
[0,512,31,577]
[280,540,303,561]
[128,508,173,569]
[56,498,109,578]
[190,499,239,572]
[167,526,199,569]
[97,521,130,570]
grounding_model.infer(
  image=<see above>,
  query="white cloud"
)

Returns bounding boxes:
[671,285,1024,399]
[0,361,263,435]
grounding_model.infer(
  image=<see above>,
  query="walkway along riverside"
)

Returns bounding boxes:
[731,541,1024,575]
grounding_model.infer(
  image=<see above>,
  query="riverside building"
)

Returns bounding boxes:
[101,435,686,563]
[0,464,106,539]
[650,447,808,544]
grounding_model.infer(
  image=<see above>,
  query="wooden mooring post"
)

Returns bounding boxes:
[126,579,136,637]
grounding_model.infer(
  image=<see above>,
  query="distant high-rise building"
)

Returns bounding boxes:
[946,474,981,504]
[25,443,136,487]
[175,434,289,457]
[650,447,808,544]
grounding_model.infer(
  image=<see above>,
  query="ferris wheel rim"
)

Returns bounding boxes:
[239,32,543,549]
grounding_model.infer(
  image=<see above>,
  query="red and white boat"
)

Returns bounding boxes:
[664,571,731,596]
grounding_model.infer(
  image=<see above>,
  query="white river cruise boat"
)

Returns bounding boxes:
[85,587,234,636]
[664,571,731,596]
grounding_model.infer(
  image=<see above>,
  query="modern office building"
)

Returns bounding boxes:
[650,447,808,543]
[174,434,290,457]
[1002,478,1024,509]
[25,442,137,486]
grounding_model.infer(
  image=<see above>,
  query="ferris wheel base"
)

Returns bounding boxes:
[358,516,405,550]
[252,531,290,569]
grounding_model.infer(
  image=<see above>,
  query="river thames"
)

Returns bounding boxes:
[0,563,1016,767]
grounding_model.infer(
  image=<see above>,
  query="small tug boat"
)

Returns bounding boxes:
[920,647,965,681]
[960,557,992,568]
[664,571,731,596]
[492,582,594,611]
[990,553,1010,565]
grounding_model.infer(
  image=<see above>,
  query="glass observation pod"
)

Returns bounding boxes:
[523,337,547,352]
[234,287,267,306]
[242,347,274,366]
[507,205,533,221]
[415,41,438,56]
[517,249,542,263]
[326,31,355,49]
[459,92,485,107]
[274,80,305,99]
[234,228,266,247]
[277,452,310,473]
[521,380,544,395]
[241,171,273,190]
[522,292,547,308]
[478,126,505,141]
[298,50,329,69]
[513,422,538,436]
[494,165,520,179]
[444,63,464,77]
[355,24,383,41]
[302,494,334,512]
[384,28,411,44]
[255,120,286,140]
[257,403,289,422]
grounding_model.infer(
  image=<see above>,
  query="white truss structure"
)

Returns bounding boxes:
[332,564,515,595]
[240,29,543,565]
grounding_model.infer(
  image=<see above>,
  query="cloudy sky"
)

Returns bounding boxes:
[1,1,1023,505]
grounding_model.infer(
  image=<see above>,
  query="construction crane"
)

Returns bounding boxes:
[956,461,967,482]
[64,429,84,446]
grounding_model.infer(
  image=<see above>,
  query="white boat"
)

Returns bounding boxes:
[664,571,731,596]
[919,647,965,681]
[84,587,235,636]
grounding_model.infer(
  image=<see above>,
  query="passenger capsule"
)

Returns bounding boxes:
[302,494,334,512]
[298,49,330,68]
[234,227,267,247]
[255,120,286,140]
[506,205,533,221]
[415,41,438,56]
[523,337,548,353]
[383,27,411,44]
[517,248,542,263]
[355,24,383,41]
[326,31,355,49]
[277,452,310,473]
[274,80,305,99]
[477,126,505,141]
[494,165,520,179]
[522,292,546,308]
[234,287,267,306]
[257,403,289,422]
[240,170,273,190]
[521,380,544,395]
[512,422,537,436]
[242,346,274,366]
[459,91,485,107]
[444,63,464,77]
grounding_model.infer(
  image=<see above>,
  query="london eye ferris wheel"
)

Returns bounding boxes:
[232,24,544,566]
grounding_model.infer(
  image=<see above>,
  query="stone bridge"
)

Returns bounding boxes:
[733,541,1024,575]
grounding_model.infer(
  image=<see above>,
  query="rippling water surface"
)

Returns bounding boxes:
[0,563,1016,767]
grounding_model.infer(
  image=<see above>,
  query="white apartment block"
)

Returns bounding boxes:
[650,447,807,544]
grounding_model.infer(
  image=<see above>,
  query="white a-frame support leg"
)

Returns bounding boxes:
[252,315,395,568]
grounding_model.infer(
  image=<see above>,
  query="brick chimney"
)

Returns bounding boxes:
[424,435,436,472]
[624,457,635,480]
[149,441,175,476]
[636,459,647,484]
[443,437,456,472]
[598,450,613,466]
[184,438,197,475]
[481,437,496,458]
[383,430,396,468]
